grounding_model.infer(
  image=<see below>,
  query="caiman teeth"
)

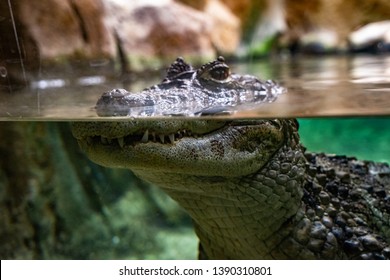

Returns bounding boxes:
[141,129,149,143]
[142,131,175,144]
[118,137,124,148]
[168,134,175,144]
[88,128,207,147]
[159,134,165,143]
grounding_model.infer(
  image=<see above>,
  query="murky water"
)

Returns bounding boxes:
[1,55,390,120]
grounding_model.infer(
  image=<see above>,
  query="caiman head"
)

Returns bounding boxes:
[94,56,286,117]
[72,57,298,178]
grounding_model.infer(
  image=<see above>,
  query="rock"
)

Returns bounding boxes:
[104,0,216,71]
[1,0,244,86]
[181,0,279,57]
[349,21,390,53]
[204,0,240,54]
[105,0,241,70]
[281,0,390,53]
[0,0,116,89]
[15,0,115,62]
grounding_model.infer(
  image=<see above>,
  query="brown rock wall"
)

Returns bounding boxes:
[16,0,115,60]
[105,0,216,69]
[1,0,243,83]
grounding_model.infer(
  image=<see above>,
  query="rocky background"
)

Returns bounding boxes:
[1,0,390,86]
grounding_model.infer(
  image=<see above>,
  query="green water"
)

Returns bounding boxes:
[299,117,390,163]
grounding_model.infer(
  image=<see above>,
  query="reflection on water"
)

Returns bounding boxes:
[0,55,390,120]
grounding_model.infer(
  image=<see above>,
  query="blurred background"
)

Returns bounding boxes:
[1,0,390,87]
[0,0,389,260]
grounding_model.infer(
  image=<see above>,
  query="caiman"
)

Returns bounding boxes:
[72,57,390,259]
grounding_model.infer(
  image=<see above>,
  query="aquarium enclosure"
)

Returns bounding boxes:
[0,0,389,260]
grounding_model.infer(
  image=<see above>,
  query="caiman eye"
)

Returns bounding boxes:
[198,56,231,83]
[210,65,230,80]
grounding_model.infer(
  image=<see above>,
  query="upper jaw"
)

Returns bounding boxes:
[72,119,230,145]
[71,119,278,150]
[72,119,286,177]
[80,126,216,149]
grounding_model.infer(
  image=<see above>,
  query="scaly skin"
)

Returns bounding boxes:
[72,57,390,259]
[95,56,285,116]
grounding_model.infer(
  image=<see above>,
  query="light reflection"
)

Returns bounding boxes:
[77,76,106,86]
[30,79,67,89]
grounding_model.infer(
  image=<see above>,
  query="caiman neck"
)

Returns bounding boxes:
[132,143,307,259]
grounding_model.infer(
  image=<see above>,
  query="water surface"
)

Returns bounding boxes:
[1,55,390,120]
